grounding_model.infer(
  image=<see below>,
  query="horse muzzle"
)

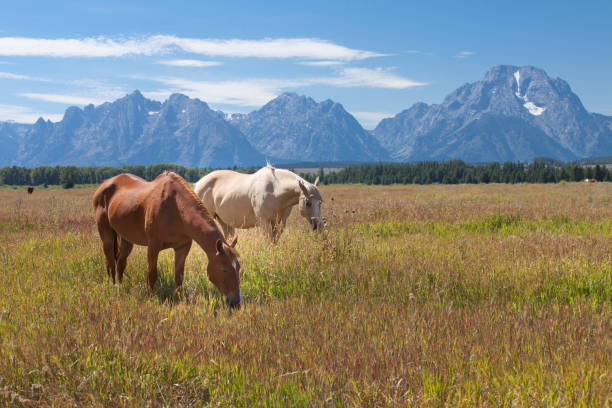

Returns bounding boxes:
[226,288,243,309]
[311,218,323,231]
[226,296,241,309]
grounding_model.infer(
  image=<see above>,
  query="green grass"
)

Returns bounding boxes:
[0,183,611,406]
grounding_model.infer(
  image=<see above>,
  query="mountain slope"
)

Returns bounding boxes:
[373,65,612,162]
[8,91,263,168]
[0,122,28,164]
[231,93,389,163]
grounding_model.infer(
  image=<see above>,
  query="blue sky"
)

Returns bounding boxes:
[0,0,610,128]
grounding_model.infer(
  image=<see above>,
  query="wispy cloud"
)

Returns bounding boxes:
[68,79,127,100]
[320,67,427,89]
[298,60,345,67]
[0,36,163,58]
[349,111,394,129]
[0,36,384,61]
[19,80,128,107]
[149,67,426,107]
[0,71,50,81]
[20,92,108,106]
[147,78,281,106]
[0,104,62,123]
[169,37,385,60]
[156,59,222,67]
[11,66,425,113]
[454,51,475,59]
[402,50,434,56]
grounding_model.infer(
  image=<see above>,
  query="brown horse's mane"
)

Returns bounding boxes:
[162,171,218,228]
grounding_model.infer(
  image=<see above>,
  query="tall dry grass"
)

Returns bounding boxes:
[0,183,610,406]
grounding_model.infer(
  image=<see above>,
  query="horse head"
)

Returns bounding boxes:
[207,237,242,308]
[298,177,324,231]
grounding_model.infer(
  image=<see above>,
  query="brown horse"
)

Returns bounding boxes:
[93,171,242,307]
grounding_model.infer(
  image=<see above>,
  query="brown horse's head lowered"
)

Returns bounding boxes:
[208,237,242,307]
[93,171,243,308]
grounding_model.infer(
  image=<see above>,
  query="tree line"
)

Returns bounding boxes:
[0,160,610,188]
[298,160,612,185]
[0,164,257,188]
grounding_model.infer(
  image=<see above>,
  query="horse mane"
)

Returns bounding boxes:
[265,161,275,174]
[163,171,217,226]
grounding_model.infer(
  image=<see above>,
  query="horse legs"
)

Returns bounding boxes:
[271,218,282,243]
[267,211,290,243]
[173,241,192,295]
[263,218,281,243]
[95,206,117,283]
[116,237,133,283]
[146,246,160,295]
[260,217,275,242]
[273,211,291,243]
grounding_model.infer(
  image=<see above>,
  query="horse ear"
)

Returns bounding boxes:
[298,180,309,196]
[314,176,320,186]
[216,239,224,255]
[230,237,238,248]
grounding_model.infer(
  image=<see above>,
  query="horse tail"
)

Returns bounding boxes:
[92,179,119,260]
[92,180,116,210]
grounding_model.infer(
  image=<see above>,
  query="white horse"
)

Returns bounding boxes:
[194,165,323,242]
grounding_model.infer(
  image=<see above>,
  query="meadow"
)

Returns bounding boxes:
[0,182,610,407]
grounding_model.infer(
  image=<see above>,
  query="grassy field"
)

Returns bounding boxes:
[0,183,610,407]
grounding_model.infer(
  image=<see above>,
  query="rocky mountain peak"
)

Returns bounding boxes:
[231,92,389,163]
[373,65,612,162]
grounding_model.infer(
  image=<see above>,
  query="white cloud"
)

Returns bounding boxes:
[299,60,345,66]
[349,111,394,129]
[67,80,128,101]
[454,51,475,58]
[0,36,164,57]
[168,37,384,60]
[19,81,128,107]
[402,50,434,56]
[156,59,223,67]
[149,67,426,107]
[0,71,50,81]
[0,104,62,123]
[149,78,282,106]
[321,67,427,89]
[20,93,107,106]
[0,35,384,61]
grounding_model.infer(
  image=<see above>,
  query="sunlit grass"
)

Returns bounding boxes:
[0,183,610,406]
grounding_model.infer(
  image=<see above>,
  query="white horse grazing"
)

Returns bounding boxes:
[194,166,323,242]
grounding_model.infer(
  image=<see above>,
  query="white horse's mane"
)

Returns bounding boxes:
[261,164,310,186]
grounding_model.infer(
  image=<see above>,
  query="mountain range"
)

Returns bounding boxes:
[1,65,611,167]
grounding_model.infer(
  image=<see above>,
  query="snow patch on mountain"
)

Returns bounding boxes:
[514,70,546,116]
